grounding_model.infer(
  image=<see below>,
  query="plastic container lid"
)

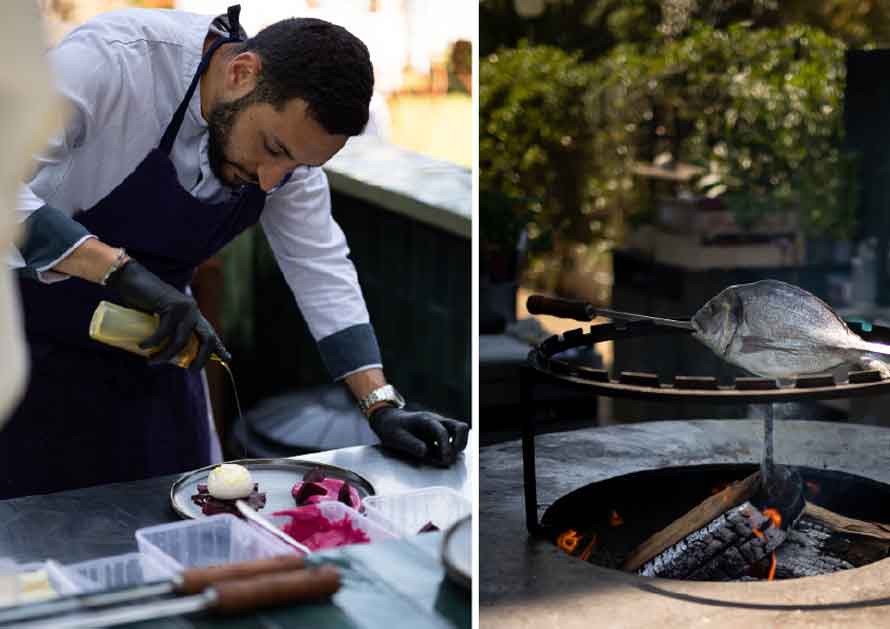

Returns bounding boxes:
[269,501,397,551]
[135,514,295,574]
[362,487,471,537]
[66,552,174,592]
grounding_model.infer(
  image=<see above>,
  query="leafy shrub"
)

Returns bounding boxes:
[480,22,858,256]
[481,43,603,252]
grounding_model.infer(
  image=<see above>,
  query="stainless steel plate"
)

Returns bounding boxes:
[441,515,471,589]
[169,458,376,519]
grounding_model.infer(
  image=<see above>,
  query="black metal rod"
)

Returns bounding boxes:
[520,366,543,536]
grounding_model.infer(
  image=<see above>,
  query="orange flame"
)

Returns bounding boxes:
[557,529,581,554]
[768,551,777,581]
[763,508,782,529]
[752,507,781,541]
[579,534,598,561]
[609,510,624,527]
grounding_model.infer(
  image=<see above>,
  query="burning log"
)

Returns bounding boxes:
[623,469,804,580]
[622,468,890,581]
[622,472,762,574]
[635,501,785,580]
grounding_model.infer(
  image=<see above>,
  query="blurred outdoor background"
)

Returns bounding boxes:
[33,0,473,457]
[38,0,473,166]
[480,0,890,441]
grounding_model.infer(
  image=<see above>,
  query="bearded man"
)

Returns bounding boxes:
[0,5,468,498]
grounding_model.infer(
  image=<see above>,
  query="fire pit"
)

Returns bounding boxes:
[520,317,890,584]
[546,464,890,581]
[480,420,890,628]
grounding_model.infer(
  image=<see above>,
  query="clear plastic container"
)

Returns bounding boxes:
[268,501,397,550]
[89,300,199,368]
[135,514,295,573]
[66,552,174,592]
[0,560,86,608]
[363,487,471,537]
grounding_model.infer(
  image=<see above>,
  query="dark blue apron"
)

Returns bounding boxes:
[0,6,265,498]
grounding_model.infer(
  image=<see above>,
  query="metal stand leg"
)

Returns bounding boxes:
[520,367,543,536]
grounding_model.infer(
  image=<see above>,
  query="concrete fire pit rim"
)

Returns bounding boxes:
[482,419,890,618]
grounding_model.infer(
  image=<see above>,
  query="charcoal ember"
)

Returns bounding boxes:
[774,518,854,579]
[293,481,327,506]
[190,484,266,517]
[337,481,353,506]
[418,521,440,534]
[303,467,326,483]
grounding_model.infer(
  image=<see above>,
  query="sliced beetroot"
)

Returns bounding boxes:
[418,521,440,534]
[303,467,326,483]
[337,481,354,506]
[197,484,208,493]
[293,482,328,505]
[190,488,265,517]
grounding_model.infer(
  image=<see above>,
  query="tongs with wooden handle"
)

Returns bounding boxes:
[0,555,309,626]
[9,564,340,629]
[526,295,693,330]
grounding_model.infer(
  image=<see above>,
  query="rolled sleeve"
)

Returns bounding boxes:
[317,323,383,380]
[17,205,95,284]
[260,167,381,379]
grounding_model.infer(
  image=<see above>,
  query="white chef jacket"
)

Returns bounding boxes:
[10,8,382,380]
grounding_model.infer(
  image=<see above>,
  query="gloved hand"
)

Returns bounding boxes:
[106,260,231,371]
[369,406,469,466]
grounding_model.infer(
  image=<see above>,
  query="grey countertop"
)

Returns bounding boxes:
[324,137,471,239]
[0,443,473,565]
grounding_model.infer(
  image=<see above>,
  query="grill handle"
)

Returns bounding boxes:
[526,295,595,321]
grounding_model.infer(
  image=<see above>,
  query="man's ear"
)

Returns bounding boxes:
[226,51,262,93]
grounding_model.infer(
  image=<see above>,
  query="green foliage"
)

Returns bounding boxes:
[479,21,859,252]
[605,22,857,238]
[480,43,604,250]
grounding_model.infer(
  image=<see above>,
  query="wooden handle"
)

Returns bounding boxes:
[526,295,595,321]
[177,555,306,594]
[211,565,341,615]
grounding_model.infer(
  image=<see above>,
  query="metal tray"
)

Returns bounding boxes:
[441,515,471,589]
[169,458,376,519]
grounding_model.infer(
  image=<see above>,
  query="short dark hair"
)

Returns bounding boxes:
[243,18,374,136]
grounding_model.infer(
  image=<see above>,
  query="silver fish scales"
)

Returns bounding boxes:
[691,279,890,380]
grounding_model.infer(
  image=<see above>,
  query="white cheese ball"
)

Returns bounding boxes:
[206,463,253,500]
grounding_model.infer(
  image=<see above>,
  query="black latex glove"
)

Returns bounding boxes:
[106,260,231,371]
[369,406,469,466]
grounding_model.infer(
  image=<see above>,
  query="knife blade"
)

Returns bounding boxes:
[12,565,340,629]
[0,555,306,626]
[235,500,313,556]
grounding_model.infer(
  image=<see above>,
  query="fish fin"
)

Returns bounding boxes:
[738,336,808,355]
[859,357,890,380]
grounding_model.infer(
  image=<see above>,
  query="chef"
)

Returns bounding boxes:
[0,5,468,499]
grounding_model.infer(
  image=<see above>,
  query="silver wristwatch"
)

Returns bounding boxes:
[358,384,406,417]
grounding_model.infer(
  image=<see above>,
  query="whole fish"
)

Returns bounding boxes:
[691,279,890,380]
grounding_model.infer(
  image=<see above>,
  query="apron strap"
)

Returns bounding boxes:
[159,4,245,155]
